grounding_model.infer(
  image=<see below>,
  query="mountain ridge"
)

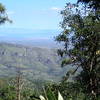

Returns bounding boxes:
[0,42,68,82]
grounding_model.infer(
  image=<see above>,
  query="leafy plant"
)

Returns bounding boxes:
[39,90,64,100]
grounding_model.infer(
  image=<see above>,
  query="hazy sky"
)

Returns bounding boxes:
[0,0,77,30]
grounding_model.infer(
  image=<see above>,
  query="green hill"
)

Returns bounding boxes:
[0,43,68,82]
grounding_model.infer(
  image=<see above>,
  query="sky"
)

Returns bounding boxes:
[0,0,77,30]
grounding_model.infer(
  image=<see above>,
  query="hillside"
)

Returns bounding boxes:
[0,43,68,82]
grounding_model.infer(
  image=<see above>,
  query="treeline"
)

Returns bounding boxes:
[0,77,100,100]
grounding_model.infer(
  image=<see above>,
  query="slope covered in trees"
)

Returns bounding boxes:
[0,43,69,82]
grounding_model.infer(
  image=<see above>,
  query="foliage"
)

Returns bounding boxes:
[56,2,100,99]
[44,77,100,100]
[0,3,12,24]
[77,0,100,10]
[39,87,64,100]
[0,81,16,100]
[46,82,84,100]
[0,78,40,100]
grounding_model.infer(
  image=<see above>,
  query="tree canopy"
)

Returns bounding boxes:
[78,0,100,10]
[56,2,100,100]
[0,3,11,25]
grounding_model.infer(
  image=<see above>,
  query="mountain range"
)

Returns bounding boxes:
[0,43,69,82]
[0,28,61,48]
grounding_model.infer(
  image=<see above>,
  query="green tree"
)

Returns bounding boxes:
[0,79,16,100]
[77,0,100,10]
[56,3,100,100]
[0,3,11,24]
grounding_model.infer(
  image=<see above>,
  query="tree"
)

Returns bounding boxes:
[77,0,100,12]
[14,66,25,100]
[0,3,11,25]
[56,3,100,100]
[0,79,16,100]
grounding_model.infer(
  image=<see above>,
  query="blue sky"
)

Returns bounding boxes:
[0,0,77,30]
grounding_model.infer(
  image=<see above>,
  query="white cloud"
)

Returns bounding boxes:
[7,11,15,15]
[50,7,62,12]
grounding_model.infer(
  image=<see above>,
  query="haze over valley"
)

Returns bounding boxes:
[0,28,61,48]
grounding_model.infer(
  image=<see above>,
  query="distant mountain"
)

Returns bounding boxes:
[0,43,69,82]
[0,28,61,48]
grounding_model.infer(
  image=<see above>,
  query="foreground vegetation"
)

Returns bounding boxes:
[0,77,100,100]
